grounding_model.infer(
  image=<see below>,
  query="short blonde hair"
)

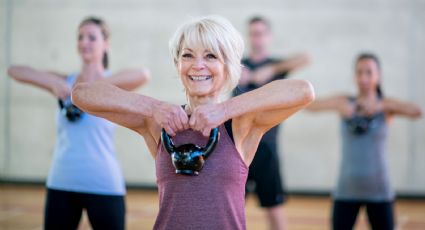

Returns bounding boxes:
[169,15,244,93]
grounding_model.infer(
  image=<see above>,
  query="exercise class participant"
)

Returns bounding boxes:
[234,16,310,230]
[307,53,422,230]
[8,16,150,230]
[72,15,315,230]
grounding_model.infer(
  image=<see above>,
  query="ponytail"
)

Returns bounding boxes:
[103,51,108,69]
[376,83,383,99]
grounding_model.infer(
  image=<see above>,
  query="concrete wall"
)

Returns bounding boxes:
[1,0,424,194]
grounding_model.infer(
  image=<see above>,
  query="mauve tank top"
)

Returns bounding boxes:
[154,121,248,230]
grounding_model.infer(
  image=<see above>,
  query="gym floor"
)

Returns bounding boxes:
[1,185,424,230]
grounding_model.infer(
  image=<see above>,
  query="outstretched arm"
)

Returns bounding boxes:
[273,53,311,74]
[7,65,70,99]
[190,79,315,136]
[383,98,422,119]
[104,69,150,91]
[71,81,189,154]
[306,94,349,114]
[249,53,311,85]
[76,64,151,91]
[72,81,155,133]
[230,79,314,130]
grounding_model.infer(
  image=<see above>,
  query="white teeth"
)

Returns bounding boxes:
[189,75,212,81]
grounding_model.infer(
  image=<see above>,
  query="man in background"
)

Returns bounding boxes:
[234,16,310,230]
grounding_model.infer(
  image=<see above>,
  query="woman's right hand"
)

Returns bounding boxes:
[154,101,189,136]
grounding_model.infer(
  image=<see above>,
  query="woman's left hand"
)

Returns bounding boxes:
[189,103,227,136]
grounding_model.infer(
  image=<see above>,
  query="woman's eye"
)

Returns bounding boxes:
[206,53,217,59]
[78,34,83,41]
[182,53,193,58]
[89,35,97,42]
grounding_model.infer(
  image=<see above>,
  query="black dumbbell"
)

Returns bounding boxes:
[161,128,220,176]
[58,99,84,122]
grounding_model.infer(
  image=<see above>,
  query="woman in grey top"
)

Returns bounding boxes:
[307,53,422,229]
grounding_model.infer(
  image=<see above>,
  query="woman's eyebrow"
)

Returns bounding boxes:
[182,48,193,52]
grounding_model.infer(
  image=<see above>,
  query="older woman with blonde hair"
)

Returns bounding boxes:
[72,15,314,229]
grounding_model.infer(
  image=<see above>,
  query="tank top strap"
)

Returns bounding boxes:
[224,119,234,143]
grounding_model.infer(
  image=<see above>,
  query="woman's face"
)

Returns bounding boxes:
[77,23,108,65]
[355,58,380,94]
[177,44,226,97]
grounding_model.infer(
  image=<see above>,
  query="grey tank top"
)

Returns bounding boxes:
[334,98,394,201]
[154,122,248,230]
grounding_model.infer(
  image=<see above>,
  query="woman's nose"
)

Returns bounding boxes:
[192,58,206,70]
[79,37,91,46]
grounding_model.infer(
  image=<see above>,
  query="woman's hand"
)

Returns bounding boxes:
[189,103,227,136]
[356,98,384,116]
[154,102,189,136]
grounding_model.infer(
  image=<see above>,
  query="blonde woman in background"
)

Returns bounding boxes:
[8,17,150,230]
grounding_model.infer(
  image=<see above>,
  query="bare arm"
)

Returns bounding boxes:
[383,98,422,119]
[75,63,150,91]
[7,65,70,99]
[72,81,156,132]
[228,79,314,130]
[190,79,314,135]
[104,69,151,91]
[306,94,350,115]
[274,53,311,73]
[250,53,311,85]
[71,81,189,155]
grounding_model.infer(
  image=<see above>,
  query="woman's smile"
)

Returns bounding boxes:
[188,75,213,81]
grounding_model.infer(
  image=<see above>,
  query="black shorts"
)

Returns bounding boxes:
[44,188,126,230]
[332,199,394,230]
[246,141,286,207]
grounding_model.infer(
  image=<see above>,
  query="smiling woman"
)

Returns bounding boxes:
[72,15,314,230]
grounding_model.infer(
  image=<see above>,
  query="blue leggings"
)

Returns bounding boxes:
[332,200,394,230]
[44,188,125,230]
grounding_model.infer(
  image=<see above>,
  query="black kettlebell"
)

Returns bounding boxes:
[347,115,373,135]
[58,99,84,122]
[161,128,220,176]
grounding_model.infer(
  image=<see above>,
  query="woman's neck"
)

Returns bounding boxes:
[186,94,220,113]
[78,61,105,82]
[81,61,104,73]
[358,90,378,101]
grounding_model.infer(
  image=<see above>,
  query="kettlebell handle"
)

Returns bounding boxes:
[161,129,176,153]
[161,127,220,157]
[58,99,65,109]
[203,128,219,158]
